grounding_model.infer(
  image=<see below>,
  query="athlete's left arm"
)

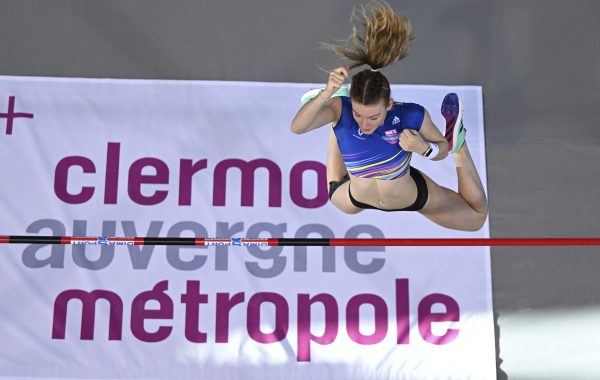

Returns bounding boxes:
[418,110,448,161]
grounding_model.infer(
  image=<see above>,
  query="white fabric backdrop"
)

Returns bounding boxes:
[0,76,494,379]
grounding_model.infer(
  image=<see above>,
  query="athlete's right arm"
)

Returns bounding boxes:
[290,94,341,134]
[290,66,348,134]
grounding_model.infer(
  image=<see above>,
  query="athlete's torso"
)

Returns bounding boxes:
[333,96,426,208]
[334,96,425,179]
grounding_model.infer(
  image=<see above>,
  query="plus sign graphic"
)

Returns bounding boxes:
[1,96,34,135]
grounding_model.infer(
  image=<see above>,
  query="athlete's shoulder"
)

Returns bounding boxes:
[340,95,352,109]
[393,101,425,130]
[393,101,425,114]
[334,96,354,130]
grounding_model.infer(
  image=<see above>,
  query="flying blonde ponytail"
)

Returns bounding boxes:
[329,1,414,70]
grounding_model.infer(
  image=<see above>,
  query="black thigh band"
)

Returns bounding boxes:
[348,167,429,212]
[328,174,350,200]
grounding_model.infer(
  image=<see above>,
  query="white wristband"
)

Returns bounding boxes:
[422,143,440,160]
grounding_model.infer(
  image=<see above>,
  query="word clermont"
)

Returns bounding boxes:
[53,142,328,208]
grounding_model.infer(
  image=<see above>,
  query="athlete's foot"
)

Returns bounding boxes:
[441,93,466,154]
[452,140,471,167]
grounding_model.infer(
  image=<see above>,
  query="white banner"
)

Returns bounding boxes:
[0,76,494,379]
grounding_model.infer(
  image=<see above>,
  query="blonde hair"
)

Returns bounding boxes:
[326,2,414,105]
[329,1,414,70]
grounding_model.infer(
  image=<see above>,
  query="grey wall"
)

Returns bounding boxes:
[2,1,600,378]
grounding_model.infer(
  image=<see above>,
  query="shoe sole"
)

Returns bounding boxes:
[441,93,463,152]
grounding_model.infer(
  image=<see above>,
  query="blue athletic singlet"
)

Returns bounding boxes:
[333,96,425,180]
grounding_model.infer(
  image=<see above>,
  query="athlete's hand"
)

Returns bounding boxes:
[323,66,349,97]
[399,129,428,154]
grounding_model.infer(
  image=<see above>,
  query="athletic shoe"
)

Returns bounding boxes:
[441,93,466,154]
[301,86,349,105]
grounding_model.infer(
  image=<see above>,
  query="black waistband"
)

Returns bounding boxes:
[348,167,429,212]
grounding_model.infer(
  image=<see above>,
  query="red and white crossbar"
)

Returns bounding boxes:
[1,235,600,247]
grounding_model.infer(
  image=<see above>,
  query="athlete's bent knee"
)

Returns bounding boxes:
[465,210,488,231]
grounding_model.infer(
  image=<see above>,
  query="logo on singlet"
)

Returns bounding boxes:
[353,127,366,140]
[383,128,399,144]
[392,116,401,125]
